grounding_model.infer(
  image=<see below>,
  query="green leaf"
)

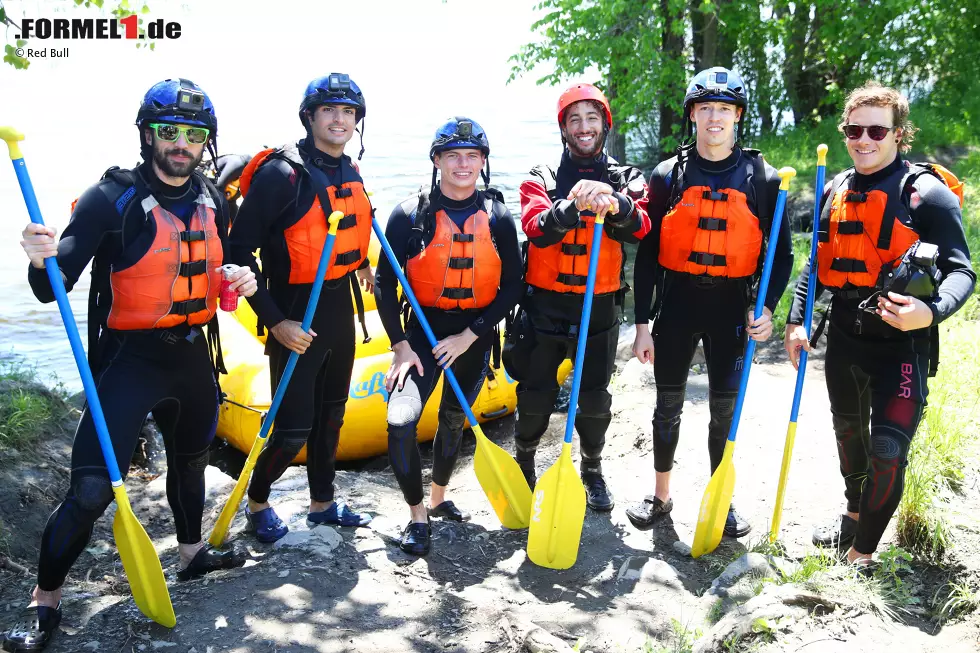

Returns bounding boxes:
[141,4,151,14]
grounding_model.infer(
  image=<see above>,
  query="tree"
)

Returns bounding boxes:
[512,0,980,153]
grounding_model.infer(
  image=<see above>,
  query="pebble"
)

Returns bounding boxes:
[82,642,100,651]
[278,570,290,578]
[215,615,228,629]
[151,643,177,650]
[673,541,692,556]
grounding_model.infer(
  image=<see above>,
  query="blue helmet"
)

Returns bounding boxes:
[683,67,748,114]
[135,78,217,134]
[299,73,366,127]
[429,117,490,161]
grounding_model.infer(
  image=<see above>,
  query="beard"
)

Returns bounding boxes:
[153,144,204,178]
[566,132,604,159]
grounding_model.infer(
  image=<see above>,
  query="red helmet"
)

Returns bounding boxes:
[557,83,613,128]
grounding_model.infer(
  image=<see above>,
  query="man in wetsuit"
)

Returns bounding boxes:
[514,83,652,511]
[628,67,794,538]
[2,78,257,652]
[229,73,374,543]
[784,82,975,567]
[375,117,523,556]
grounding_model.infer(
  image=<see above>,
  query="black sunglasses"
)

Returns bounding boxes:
[843,124,897,141]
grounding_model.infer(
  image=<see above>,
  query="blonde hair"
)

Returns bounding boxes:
[838,81,918,153]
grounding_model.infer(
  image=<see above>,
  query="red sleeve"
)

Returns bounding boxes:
[520,179,553,242]
[628,179,652,239]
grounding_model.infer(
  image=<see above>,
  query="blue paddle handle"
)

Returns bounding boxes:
[563,220,604,445]
[254,228,338,442]
[10,156,125,485]
[372,219,483,427]
[789,162,826,421]
[725,185,790,443]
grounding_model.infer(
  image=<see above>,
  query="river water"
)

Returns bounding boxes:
[0,0,583,391]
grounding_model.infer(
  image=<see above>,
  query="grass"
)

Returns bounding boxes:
[937,580,980,621]
[0,356,68,455]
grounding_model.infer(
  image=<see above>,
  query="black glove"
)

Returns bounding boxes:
[215,154,251,190]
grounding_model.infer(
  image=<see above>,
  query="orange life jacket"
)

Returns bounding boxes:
[107,192,223,330]
[406,199,501,310]
[658,151,766,278]
[525,213,624,294]
[817,164,923,290]
[239,144,373,284]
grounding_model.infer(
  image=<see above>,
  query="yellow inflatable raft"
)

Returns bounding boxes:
[214,284,572,463]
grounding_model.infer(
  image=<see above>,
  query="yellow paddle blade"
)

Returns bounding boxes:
[526,444,586,570]
[110,485,175,628]
[770,421,798,543]
[691,441,736,559]
[208,431,266,547]
[472,425,533,529]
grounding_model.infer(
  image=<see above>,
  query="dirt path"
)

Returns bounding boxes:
[2,334,979,652]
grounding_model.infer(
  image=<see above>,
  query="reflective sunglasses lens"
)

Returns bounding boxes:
[155,124,180,141]
[185,128,209,144]
[843,124,864,140]
[866,125,891,141]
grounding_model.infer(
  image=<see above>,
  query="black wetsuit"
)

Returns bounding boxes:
[633,147,794,475]
[374,190,523,506]
[25,162,228,591]
[229,140,368,505]
[515,151,652,469]
[788,156,976,553]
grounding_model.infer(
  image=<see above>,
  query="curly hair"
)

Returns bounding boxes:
[839,81,919,153]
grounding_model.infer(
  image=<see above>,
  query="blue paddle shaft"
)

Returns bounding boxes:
[10,157,125,484]
[255,228,339,443]
[563,220,604,445]
[725,186,790,442]
[789,162,826,419]
[372,219,483,426]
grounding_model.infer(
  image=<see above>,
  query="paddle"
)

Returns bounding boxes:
[371,217,532,529]
[691,166,797,559]
[526,214,607,570]
[209,210,344,546]
[0,127,176,627]
[770,146,826,543]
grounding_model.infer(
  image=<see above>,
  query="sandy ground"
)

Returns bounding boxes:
[2,334,978,652]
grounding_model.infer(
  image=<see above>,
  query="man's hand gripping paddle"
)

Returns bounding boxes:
[209,211,344,547]
[1,127,176,627]
[372,218,532,529]
[770,147,826,543]
[691,167,797,559]
[526,215,608,570]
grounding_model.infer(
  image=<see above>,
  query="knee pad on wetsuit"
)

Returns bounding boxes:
[577,389,612,419]
[864,432,910,512]
[516,387,560,417]
[707,391,737,440]
[272,431,310,456]
[178,448,210,473]
[437,403,466,432]
[72,475,115,517]
[388,395,423,428]
[323,401,347,430]
[653,388,685,435]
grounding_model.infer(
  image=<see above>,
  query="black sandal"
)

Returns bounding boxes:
[626,496,673,530]
[177,544,246,582]
[1,603,62,652]
[427,500,470,523]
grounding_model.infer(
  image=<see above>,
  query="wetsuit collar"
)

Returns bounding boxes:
[852,154,904,188]
[140,161,195,201]
[690,147,741,175]
[437,191,480,211]
[557,149,608,198]
[300,138,343,170]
